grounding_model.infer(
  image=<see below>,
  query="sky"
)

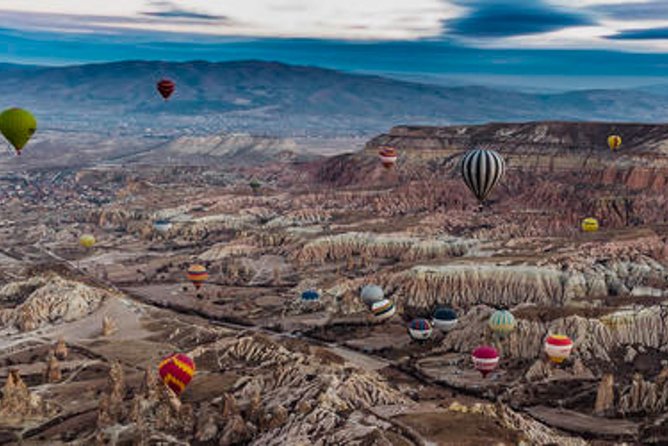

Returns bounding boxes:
[1,0,668,89]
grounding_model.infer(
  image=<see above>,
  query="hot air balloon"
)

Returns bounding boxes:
[544,334,573,364]
[360,285,384,308]
[581,217,599,233]
[0,108,37,155]
[157,79,176,100]
[153,219,173,234]
[79,234,96,249]
[187,264,209,290]
[472,345,499,378]
[378,147,398,169]
[408,318,433,340]
[158,353,195,396]
[461,148,506,203]
[432,306,458,332]
[249,179,262,194]
[608,135,622,151]
[488,309,516,338]
[301,290,320,302]
[370,299,396,322]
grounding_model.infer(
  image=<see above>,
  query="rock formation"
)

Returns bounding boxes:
[102,315,117,336]
[0,369,56,424]
[0,274,109,332]
[594,373,615,416]
[44,351,62,383]
[54,337,68,360]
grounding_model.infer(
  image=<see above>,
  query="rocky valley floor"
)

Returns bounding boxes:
[1,122,668,445]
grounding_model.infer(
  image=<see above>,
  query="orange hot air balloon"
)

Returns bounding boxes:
[544,334,573,364]
[158,353,195,396]
[187,264,209,290]
[157,79,175,100]
[378,146,398,169]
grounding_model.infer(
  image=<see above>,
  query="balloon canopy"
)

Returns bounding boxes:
[461,148,506,203]
[187,264,209,289]
[472,345,500,378]
[157,79,176,100]
[0,108,37,155]
[158,353,195,396]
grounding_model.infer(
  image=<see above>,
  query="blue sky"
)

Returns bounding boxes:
[1,1,667,89]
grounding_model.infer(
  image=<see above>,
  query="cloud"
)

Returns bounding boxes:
[590,1,668,20]
[450,0,593,38]
[0,0,464,41]
[142,1,228,21]
[608,26,668,39]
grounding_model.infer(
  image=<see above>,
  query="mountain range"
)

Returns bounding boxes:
[0,60,667,137]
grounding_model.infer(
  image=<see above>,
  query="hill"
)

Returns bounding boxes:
[1,60,668,137]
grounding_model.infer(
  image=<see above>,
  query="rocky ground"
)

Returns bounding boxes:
[1,121,668,445]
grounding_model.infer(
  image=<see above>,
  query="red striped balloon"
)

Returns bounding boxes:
[472,345,499,378]
[158,353,195,396]
[544,334,573,364]
[187,264,209,290]
[157,79,175,100]
[378,147,398,169]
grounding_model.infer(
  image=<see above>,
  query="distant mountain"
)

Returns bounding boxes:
[0,60,667,137]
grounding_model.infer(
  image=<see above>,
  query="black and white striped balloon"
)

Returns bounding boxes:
[461,148,506,203]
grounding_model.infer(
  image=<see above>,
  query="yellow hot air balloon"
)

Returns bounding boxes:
[608,135,622,151]
[581,218,599,233]
[79,234,96,249]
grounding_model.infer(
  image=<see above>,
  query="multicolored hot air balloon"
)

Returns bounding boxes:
[360,285,384,308]
[608,135,622,151]
[432,306,458,332]
[79,234,96,249]
[157,79,176,100]
[378,147,398,169]
[461,148,506,203]
[301,290,320,302]
[408,318,433,340]
[370,299,396,322]
[153,219,173,234]
[0,108,37,155]
[488,310,516,337]
[581,217,599,233]
[187,264,209,290]
[472,345,499,378]
[544,334,573,364]
[158,353,195,396]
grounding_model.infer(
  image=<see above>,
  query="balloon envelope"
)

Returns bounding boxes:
[378,147,398,169]
[488,310,516,336]
[153,220,173,233]
[545,334,573,364]
[461,148,506,203]
[157,79,175,100]
[360,285,384,308]
[301,290,320,302]
[79,234,96,249]
[158,353,195,396]
[472,345,499,377]
[370,299,396,322]
[187,264,209,289]
[0,108,37,155]
[608,135,622,151]
[581,218,599,232]
[408,318,433,340]
[432,306,458,332]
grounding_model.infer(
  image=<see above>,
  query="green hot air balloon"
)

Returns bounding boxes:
[0,108,37,155]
